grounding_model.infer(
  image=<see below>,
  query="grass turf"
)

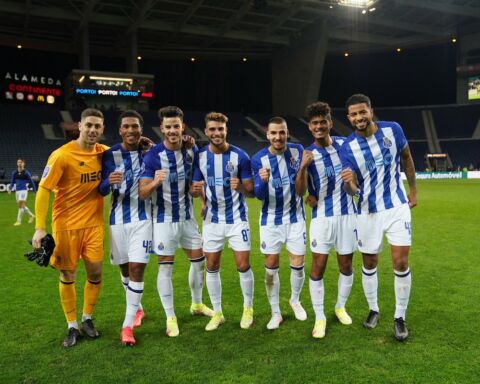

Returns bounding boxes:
[0,179,478,383]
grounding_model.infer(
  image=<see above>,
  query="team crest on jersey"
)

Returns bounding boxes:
[42,166,50,179]
[158,242,165,251]
[261,241,266,249]
[383,136,392,148]
[185,153,193,164]
[311,239,317,248]
[290,156,300,171]
[225,161,235,173]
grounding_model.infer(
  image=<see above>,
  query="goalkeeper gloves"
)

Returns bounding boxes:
[25,234,55,267]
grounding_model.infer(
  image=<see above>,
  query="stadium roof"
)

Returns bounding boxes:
[0,0,478,59]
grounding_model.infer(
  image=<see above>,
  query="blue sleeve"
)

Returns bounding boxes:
[9,171,15,190]
[239,152,252,181]
[392,122,407,151]
[192,151,203,182]
[339,141,354,170]
[25,171,37,192]
[141,149,157,179]
[251,154,268,200]
[307,164,317,196]
[99,152,114,196]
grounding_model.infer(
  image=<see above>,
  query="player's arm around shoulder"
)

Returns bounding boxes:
[400,144,417,209]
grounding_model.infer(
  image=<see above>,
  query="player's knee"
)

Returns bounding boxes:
[207,260,220,271]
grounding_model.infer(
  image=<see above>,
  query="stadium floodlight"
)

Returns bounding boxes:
[337,0,378,8]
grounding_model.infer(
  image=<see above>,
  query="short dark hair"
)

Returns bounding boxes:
[268,116,286,126]
[158,106,184,122]
[118,110,144,127]
[17,157,25,162]
[205,111,228,124]
[305,101,331,121]
[80,108,104,121]
[345,94,371,109]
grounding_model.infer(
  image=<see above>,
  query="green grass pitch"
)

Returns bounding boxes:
[0,179,479,383]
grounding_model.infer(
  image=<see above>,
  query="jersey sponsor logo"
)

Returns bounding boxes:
[168,170,186,183]
[42,166,50,179]
[323,163,342,178]
[365,153,393,171]
[207,176,231,187]
[383,136,393,148]
[225,161,235,173]
[80,170,102,183]
[272,175,294,188]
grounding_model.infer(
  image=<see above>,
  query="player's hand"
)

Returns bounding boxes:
[139,136,154,151]
[230,177,241,191]
[191,181,205,195]
[182,135,195,149]
[108,171,124,185]
[32,228,47,249]
[153,169,168,186]
[259,168,270,183]
[300,150,314,168]
[305,195,318,208]
[341,168,354,184]
[408,191,417,209]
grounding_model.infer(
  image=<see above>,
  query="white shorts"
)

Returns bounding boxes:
[109,220,152,265]
[356,203,412,254]
[16,190,28,202]
[260,221,306,256]
[309,214,357,255]
[153,219,202,255]
[202,221,251,253]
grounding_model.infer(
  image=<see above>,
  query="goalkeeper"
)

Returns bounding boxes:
[31,108,108,348]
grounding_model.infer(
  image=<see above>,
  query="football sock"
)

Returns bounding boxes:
[309,277,326,321]
[123,281,144,328]
[157,262,175,317]
[206,268,222,313]
[238,266,254,308]
[264,267,280,314]
[120,273,129,291]
[336,271,353,309]
[189,256,205,305]
[362,266,379,312]
[290,265,305,303]
[59,280,76,324]
[24,206,33,217]
[17,208,24,222]
[120,272,142,311]
[394,268,411,319]
[83,279,102,317]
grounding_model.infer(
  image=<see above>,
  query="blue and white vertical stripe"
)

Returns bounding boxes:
[307,137,356,218]
[252,143,305,226]
[194,145,250,224]
[103,144,150,225]
[339,121,408,214]
[141,143,194,223]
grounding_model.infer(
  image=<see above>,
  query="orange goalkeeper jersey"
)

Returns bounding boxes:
[40,140,108,232]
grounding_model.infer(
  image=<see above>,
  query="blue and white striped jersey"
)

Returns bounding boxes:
[141,142,195,223]
[100,143,151,225]
[339,121,408,214]
[9,169,36,192]
[252,143,305,226]
[193,144,252,224]
[306,137,356,218]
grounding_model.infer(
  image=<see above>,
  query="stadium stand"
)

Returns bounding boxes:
[0,103,478,178]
